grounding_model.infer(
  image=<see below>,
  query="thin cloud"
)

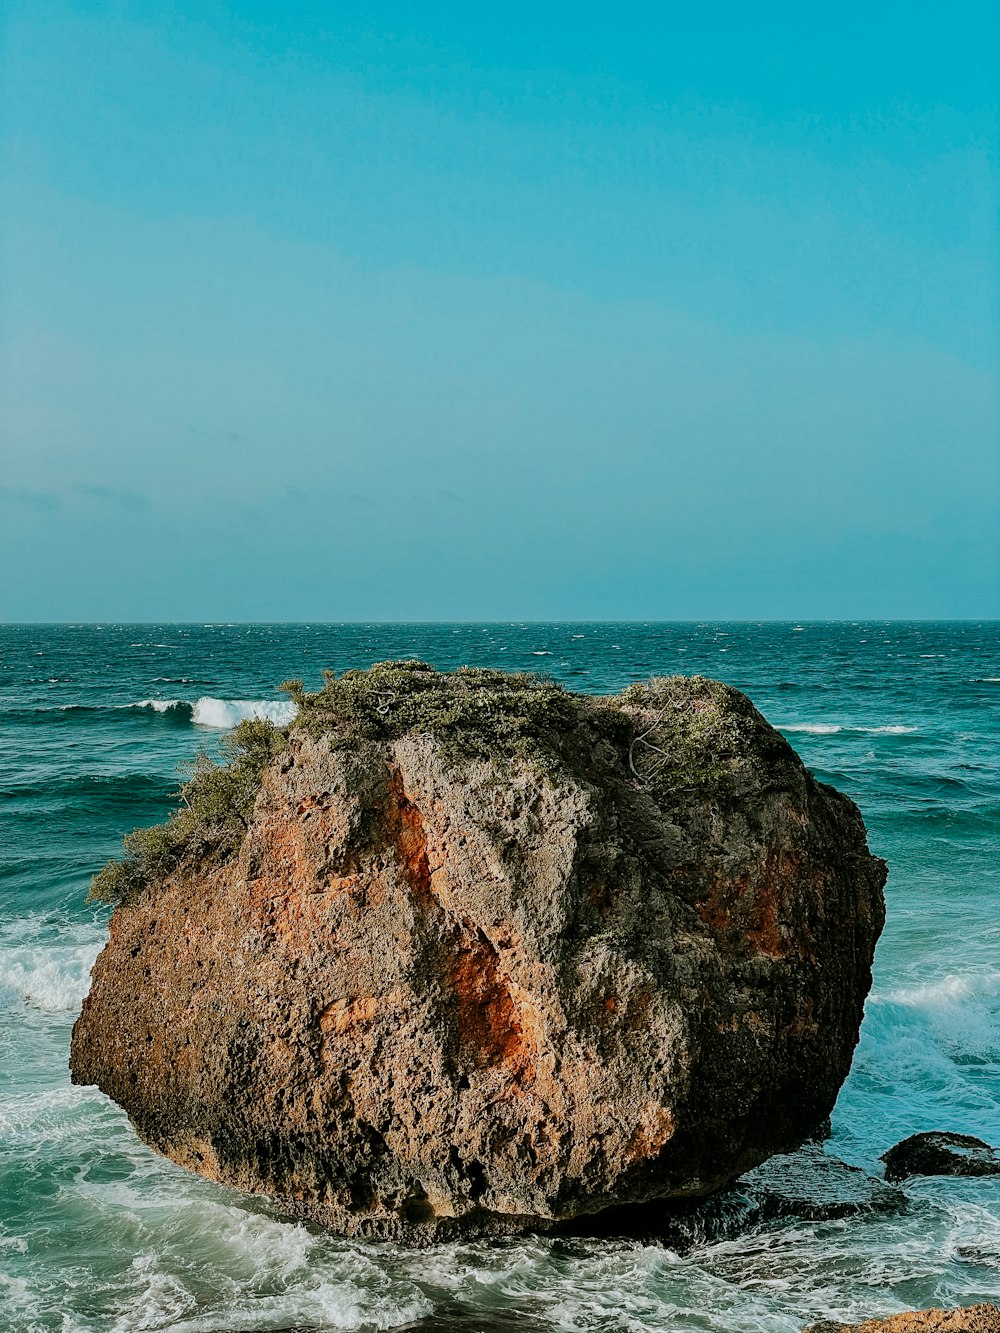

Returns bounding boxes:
[0,486,61,511]
[72,484,150,511]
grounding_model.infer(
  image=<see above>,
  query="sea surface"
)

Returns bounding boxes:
[1,622,998,1333]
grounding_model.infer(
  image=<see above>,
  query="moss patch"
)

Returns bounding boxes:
[617,675,793,801]
[288,661,580,770]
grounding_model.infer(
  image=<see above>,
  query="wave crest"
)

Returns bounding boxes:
[779,723,917,736]
[128,697,297,728]
[781,723,842,735]
[191,697,298,729]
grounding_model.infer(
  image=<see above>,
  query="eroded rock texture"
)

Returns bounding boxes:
[802,1305,1000,1333]
[71,669,886,1241]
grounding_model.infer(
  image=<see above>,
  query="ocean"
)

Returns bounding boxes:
[1,622,997,1333]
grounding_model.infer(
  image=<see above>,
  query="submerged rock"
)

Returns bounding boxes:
[882,1132,1000,1183]
[565,1145,907,1248]
[802,1304,1000,1332]
[71,664,886,1242]
[738,1146,907,1223]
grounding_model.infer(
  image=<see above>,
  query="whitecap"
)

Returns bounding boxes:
[779,723,916,736]
[0,1085,108,1144]
[886,968,1000,1011]
[779,723,843,735]
[131,699,186,714]
[0,918,102,1014]
[191,697,298,729]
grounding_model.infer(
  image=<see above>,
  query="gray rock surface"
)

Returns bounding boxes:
[71,666,886,1241]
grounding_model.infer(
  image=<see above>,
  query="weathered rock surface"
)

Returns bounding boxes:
[71,666,886,1241]
[882,1132,1000,1183]
[802,1304,1000,1332]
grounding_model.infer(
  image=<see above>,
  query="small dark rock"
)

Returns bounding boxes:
[744,1146,908,1221]
[882,1132,1000,1183]
[562,1146,906,1249]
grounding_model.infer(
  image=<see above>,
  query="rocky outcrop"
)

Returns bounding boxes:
[71,665,886,1241]
[802,1305,1000,1332]
[882,1132,1000,1183]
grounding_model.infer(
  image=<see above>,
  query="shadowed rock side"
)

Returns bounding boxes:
[71,667,886,1242]
[802,1305,1000,1332]
[882,1132,1000,1183]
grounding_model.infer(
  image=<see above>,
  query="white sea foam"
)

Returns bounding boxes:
[192,697,298,729]
[0,1085,108,1143]
[780,723,843,735]
[779,723,916,736]
[0,918,102,1013]
[886,968,1000,1012]
[843,966,1000,1149]
[133,698,184,713]
[125,1206,433,1333]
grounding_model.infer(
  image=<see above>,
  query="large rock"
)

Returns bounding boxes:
[802,1305,1000,1332]
[71,665,886,1241]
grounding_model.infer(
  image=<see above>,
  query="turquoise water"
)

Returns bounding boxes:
[1,622,998,1332]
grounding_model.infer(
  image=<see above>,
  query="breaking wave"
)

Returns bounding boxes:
[190,697,298,728]
[5,698,298,729]
[132,697,299,728]
[781,723,843,734]
[780,723,917,736]
[0,917,103,1014]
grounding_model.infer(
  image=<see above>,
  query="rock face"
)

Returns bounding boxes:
[882,1132,1000,1183]
[71,666,886,1241]
[802,1305,1000,1332]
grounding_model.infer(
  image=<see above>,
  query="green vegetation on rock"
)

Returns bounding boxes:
[619,675,757,799]
[89,664,790,907]
[88,717,286,904]
[286,661,579,768]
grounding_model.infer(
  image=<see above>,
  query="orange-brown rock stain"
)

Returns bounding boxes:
[624,1104,676,1166]
[383,766,545,1090]
[692,846,818,961]
[388,775,433,902]
[448,932,533,1074]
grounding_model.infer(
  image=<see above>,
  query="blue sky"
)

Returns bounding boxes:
[2,1,998,620]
